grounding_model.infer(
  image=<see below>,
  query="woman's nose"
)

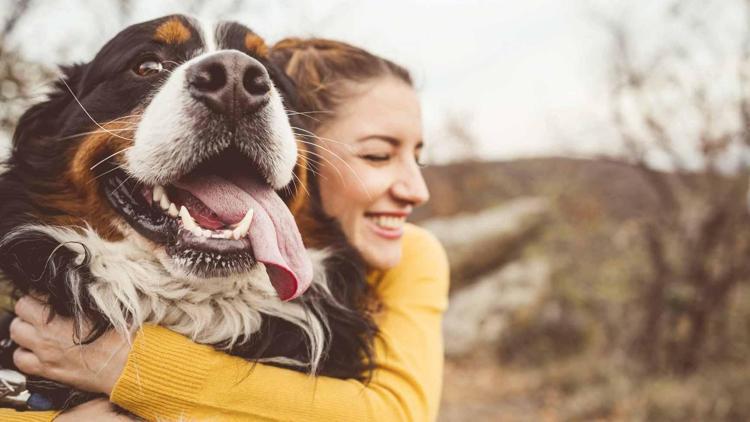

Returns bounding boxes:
[391,162,430,206]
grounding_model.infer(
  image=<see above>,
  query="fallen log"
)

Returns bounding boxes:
[443,258,549,358]
[421,197,549,291]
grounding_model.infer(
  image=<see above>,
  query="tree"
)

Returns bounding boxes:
[0,0,53,154]
[602,0,750,374]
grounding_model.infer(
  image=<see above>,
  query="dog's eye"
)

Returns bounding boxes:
[134,58,164,77]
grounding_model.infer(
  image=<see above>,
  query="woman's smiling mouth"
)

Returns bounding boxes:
[365,212,407,239]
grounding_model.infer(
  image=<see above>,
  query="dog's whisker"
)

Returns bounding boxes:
[291,172,311,199]
[286,109,335,116]
[299,163,326,181]
[293,132,356,166]
[296,155,327,180]
[105,116,141,125]
[292,128,354,149]
[296,140,372,201]
[91,163,127,183]
[300,159,325,174]
[90,147,134,171]
[281,179,294,197]
[286,111,326,123]
[298,146,347,185]
[288,173,300,197]
[113,174,134,193]
[58,76,135,142]
[295,132,350,148]
[107,113,143,121]
[57,128,136,141]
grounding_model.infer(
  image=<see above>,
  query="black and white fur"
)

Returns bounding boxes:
[0,15,376,411]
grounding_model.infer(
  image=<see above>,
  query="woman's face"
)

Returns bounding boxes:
[315,76,429,270]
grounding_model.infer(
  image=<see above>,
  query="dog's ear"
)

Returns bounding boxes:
[265,61,300,113]
[263,61,311,208]
[12,63,87,148]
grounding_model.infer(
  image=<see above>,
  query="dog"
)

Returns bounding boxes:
[0,15,376,411]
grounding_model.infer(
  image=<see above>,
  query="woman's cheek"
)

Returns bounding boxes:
[332,161,384,210]
[358,164,394,198]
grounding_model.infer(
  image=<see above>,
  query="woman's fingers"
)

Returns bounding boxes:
[14,295,49,327]
[12,347,41,375]
[5,295,132,395]
[9,317,38,350]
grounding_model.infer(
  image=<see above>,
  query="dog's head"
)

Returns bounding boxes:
[7,15,312,300]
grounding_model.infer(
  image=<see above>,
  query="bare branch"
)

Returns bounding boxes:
[2,0,32,37]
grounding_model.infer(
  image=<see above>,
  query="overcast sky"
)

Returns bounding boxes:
[1,0,704,163]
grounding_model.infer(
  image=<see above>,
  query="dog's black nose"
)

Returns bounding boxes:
[186,51,271,117]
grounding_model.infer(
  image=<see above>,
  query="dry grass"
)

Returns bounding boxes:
[430,158,750,422]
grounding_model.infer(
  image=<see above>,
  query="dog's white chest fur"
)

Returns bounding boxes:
[20,225,327,369]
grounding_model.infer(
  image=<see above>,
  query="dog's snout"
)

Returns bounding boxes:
[186,51,271,117]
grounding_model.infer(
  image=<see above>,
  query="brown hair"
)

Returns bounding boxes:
[270,37,413,132]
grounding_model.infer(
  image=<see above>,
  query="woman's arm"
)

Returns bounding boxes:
[111,225,449,421]
[0,399,136,421]
[2,225,448,421]
[0,410,57,421]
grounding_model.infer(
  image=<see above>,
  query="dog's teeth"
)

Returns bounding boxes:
[241,208,255,226]
[168,203,178,218]
[153,185,165,203]
[210,231,230,239]
[232,208,254,240]
[154,185,171,210]
[179,206,198,232]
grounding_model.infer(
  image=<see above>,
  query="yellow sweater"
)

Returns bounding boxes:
[1,224,449,421]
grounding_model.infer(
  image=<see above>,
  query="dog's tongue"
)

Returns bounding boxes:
[173,174,312,301]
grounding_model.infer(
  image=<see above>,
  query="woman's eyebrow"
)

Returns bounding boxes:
[358,136,424,150]
[357,135,401,146]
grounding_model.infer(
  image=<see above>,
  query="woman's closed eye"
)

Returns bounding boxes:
[360,151,426,167]
[361,153,391,163]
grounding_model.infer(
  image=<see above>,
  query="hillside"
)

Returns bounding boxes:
[425,157,750,421]
[415,157,661,222]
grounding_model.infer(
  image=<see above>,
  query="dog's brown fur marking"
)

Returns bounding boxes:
[244,33,269,57]
[154,18,191,45]
[32,121,136,241]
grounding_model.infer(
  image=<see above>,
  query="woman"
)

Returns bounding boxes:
[4,38,449,421]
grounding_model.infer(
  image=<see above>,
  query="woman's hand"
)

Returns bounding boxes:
[54,398,137,421]
[9,296,131,395]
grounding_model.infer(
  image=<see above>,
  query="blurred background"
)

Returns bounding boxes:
[2,0,750,420]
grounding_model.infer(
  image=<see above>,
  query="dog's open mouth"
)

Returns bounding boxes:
[102,149,311,300]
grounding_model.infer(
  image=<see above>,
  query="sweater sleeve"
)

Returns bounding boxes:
[110,225,449,422]
[0,410,57,421]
